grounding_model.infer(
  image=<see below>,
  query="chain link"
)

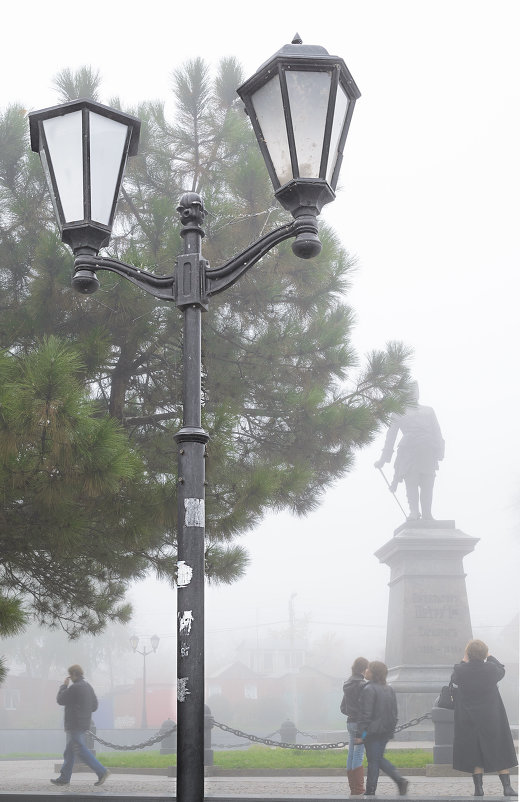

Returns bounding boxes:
[296,728,320,741]
[394,713,431,733]
[212,720,347,750]
[87,723,177,751]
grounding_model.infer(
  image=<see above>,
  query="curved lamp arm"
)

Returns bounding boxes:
[205,215,319,297]
[72,254,176,300]
[71,215,320,302]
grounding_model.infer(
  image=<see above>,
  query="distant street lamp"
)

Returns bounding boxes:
[29,35,359,802]
[130,634,160,729]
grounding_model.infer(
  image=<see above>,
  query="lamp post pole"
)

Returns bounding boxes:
[174,193,209,802]
[130,635,160,729]
[140,646,149,729]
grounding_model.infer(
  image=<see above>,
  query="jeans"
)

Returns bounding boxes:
[58,730,106,781]
[364,735,400,792]
[346,721,365,770]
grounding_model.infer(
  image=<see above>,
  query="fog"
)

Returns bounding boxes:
[1,0,518,731]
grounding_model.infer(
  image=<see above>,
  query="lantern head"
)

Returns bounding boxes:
[29,99,140,257]
[237,34,360,253]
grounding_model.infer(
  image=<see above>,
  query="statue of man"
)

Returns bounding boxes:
[374,382,444,521]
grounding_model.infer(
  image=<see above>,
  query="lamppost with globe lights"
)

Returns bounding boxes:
[130,634,160,729]
[28,35,360,802]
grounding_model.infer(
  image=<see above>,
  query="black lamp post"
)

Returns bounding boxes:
[130,634,160,729]
[29,35,359,802]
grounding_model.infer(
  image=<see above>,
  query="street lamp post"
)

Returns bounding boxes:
[130,634,160,729]
[29,36,359,802]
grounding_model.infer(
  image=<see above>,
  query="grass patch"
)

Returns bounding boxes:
[97,746,433,770]
[0,746,434,769]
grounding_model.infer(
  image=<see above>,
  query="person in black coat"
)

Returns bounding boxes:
[451,639,517,797]
[51,664,110,787]
[355,661,408,796]
[341,656,369,795]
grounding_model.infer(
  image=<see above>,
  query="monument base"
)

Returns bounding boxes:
[375,520,478,742]
[388,664,452,741]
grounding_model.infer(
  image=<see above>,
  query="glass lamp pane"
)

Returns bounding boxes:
[43,111,84,222]
[326,85,350,184]
[89,112,128,225]
[286,70,331,178]
[251,75,292,186]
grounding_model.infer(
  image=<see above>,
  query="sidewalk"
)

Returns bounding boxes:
[0,760,517,800]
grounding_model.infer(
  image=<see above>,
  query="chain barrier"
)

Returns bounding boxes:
[394,713,431,733]
[87,723,177,751]
[296,728,320,741]
[212,720,347,750]
[212,711,432,751]
[217,730,280,749]
[86,712,432,753]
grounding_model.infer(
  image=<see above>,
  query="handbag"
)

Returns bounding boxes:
[435,682,456,709]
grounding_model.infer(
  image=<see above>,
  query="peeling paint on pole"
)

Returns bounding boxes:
[178,610,194,634]
[177,677,190,702]
[184,497,204,527]
[177,560,193,588]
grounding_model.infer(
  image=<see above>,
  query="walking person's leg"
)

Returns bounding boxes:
[472,768,484,797]
[51,732,74,785]
[346,722,365,795]
[347,722,365,768]
[70,731,109,784]
[347,722,356,771]
[364,737,383,795]
[378,740,408,796]
[498,770,517,797]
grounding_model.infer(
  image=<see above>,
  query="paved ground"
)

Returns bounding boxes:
[0,760,517,799]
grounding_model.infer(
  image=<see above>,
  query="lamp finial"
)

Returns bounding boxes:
[292,33,303,44]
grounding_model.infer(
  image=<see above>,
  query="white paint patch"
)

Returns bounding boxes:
[178,610,194,634]
[184,498,205,527]
[177,677,190,702]
[180,642,190,658]
[177,560,193,588]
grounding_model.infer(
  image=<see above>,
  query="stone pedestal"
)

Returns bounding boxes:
[375,520,478,739]
[431,705,454,764]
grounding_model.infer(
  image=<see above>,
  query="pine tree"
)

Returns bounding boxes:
[0,62,411,641]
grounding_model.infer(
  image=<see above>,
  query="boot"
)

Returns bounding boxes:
[473,773,484,796]
[499,774,517,797]
[350,765,365,795]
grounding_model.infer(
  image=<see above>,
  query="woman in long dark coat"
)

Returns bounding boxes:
[451,639,517,796]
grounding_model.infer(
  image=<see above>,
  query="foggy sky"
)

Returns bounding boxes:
[2,1,518,679]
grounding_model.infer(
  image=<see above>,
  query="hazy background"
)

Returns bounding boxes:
[2,0,518,718]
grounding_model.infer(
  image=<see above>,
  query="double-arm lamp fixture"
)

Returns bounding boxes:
[29,36,359,802]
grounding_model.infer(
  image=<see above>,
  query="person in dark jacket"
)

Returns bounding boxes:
[341,656,369,796]
[51,664,110,787]
[355,661,408,796]
[451,639,517,797]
